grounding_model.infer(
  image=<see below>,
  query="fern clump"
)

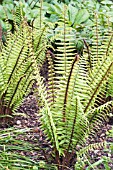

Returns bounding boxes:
[33,12,113,169]
[0,16,49,126]
[0,21,33,123]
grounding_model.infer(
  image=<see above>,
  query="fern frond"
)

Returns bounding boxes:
[91,13,103,65]
[87,101,113,139]
[12,3,24,31]
[106,71,113,97]
[77,141,106,158]
[46,51,56,105]
[32,24,48,65]
[34,58,60,154]
[84,54,113,113]
[51,96,88,153]
[53,25,78,113]
[66,96,89,150]
[27,28,60,154]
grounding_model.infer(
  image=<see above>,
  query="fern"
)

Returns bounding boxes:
[0,22,33,116]
[33,13,113,169]
[0,2,50,125]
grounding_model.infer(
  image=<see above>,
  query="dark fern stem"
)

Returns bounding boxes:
[63,54,79,122]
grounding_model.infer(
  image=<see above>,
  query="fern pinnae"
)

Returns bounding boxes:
[84,60,113,113]
[3,37,18,67]
[35,45,47,65]
[68,55,89,108]
[8,75,26,109]
[1,31,32,104]
[63,5,67,76]
[86,101,113,141]
[7,46,25,84]
[88,101,112,124]
[78,141,106,158]
[23,78,35,95]
[91,13,104,67]
[3,32,24,71]
[62,54,79,122]
[67,97,79,152]
[35,67,59,153]
[66,97,89,149]
[12,78,35,111]
[46,51,56,105]
[105,32,113,56]
[12,4,24,31]
[34,26,47,52]
[0,34,25,102]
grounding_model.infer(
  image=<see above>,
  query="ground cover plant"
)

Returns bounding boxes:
[0,0,113,170]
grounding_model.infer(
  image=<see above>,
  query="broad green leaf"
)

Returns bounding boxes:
[0,5,5,19]
[49,14,59,23]
[101,0,113,5]
[47,4,61,15]
[68,4,78,25]
[73,9,89,27]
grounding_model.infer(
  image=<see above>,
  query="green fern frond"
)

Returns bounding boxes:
[53,25,78,112]
[12,3,24,31]
[49,53,89,152]
[46,51,56,105]
[27,29,60,154]
[32,24,49,65]
[66,96,89,150]
[34,61,60,154]
[107,72,113,97]
[84,54,113,113]
[51,96,88,153]
[0,21,36,115]
[78,141,106,158]
[91,13,104,65]
[87,101,113,139]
